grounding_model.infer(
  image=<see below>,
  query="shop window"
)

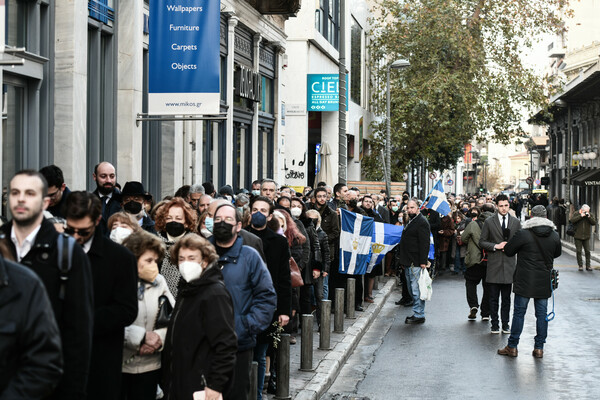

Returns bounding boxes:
[260,76,274,114]
[350,18,362,105]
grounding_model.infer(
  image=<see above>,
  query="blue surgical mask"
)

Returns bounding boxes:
[205,217,214,233]
[237,206,245,215]
[252,190,260,196]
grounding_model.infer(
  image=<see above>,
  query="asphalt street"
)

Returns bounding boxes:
[324,251,600,400]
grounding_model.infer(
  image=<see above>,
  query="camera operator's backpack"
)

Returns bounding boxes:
[57,233,76,300]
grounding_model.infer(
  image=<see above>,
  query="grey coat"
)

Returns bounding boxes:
[479,212,521,284]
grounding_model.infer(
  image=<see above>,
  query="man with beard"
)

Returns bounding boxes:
[209,204,276,400]
[93,161,122,234]
[0,170,93,399]
[396,199,431,324]
[120,181,156,234]
[65,191,138,400]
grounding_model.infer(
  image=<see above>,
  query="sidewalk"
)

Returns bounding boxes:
[561,238,600,268]
[266,277,396,400]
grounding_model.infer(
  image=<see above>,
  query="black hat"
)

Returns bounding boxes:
[219,185,234,197]
[121,181,151,200]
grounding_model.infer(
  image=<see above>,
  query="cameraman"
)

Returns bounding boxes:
[570,204,597,271]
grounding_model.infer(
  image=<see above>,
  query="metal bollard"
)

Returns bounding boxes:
[300,314,314,371]
[319,300,332,350]
[373,275,379,290]
[249,361,258,400]
[334,288,345,333]
[275,334,291,400]
[346,277,356,319]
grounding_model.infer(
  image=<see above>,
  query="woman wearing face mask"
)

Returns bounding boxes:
[121,231,174,400]
[161,234,237,400]
[154,198,198,298]
[107,212,140,244]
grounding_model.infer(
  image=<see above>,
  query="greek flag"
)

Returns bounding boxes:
[423,180,452,216]
[339,208,374,275]
[367,223,404,273]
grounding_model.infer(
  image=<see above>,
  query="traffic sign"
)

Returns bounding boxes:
[429,172,437,180]
[447,179,454,186]
[535,179,541,186]
[526,177,534,185]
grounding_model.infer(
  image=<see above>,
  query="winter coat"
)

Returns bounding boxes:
[454,218,469,259]
[437,215,455,253]
[462,212,493,268]
[209,236,276,351]
[86,231,139,400]
[504,218,562,298]
[421,209,441,235]
[546,203,564,229]
[0,257,63,399]
[301,218,322,284]
[0,219,93,400]
[396,213,431,267]
[123,275,175,374]
[140,215,157,235]
[313,203,340,259]
[158,231,192,299]
[570,211,597,241]
[93,188,123,236]
[47,186,71,219]
[479,212,521,284]
[245,227,292,321]
[239,229,266,262]
[315,227,331,274]
[294,218,312,273]
[161,266,237,399]
[377,205,391,224]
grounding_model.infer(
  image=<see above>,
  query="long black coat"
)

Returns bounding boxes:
[504,218,561,299]
[396,213,431,267]
[86,230,138,400]
[0,219,93,400]
[93,188,122,236]
[162,266,237,399]
[0,257,63,399]
[246,227,292,321]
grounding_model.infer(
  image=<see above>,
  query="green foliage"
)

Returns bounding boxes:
[364,0,570,180]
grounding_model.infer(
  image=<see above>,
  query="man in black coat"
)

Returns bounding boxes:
[0,170,94,400]
[92,161,122,235]
[246,196,292,399]
[65,191,138,400]
[498,205,561,358]
[397,199,431,324]
[39,164,71,219]
[0,254,63,399]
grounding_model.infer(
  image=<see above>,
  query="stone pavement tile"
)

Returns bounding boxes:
[265,278,396,399]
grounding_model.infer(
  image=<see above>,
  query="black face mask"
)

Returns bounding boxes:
[348,199,358,209]
[123,201,143,215]
[165,221,185,237]
[213,221,235,242]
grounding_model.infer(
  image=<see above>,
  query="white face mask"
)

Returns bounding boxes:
[378,201,384,207]
[291,207,302,218]
[252,190,260,196]
[179,261,203,282]
[110,226,133,244]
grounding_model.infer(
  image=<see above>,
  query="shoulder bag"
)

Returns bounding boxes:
[289,257,304,288]
[528,231,559,290]
[154,295,173,330]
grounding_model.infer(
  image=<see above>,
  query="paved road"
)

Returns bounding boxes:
[324,251,600,400]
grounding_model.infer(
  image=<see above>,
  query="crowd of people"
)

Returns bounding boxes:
[0,161,590,399]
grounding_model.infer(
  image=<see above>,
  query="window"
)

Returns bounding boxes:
[315,0,339,50]
[350,18,362,105]
[260,76,274,114]
[5,0,28,47]
[88,0,115,27]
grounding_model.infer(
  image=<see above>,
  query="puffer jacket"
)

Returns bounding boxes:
[461,211,493,268]
[570,211,597,240]
[504,217,561,299]
[122,274,175,374]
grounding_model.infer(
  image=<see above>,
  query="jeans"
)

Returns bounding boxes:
[575,238,591,268]
[507,294,548,350]
[464,263,490,316]
[405,266,425,318]
[322,275,329,300]
[253,342,269,400]
[454,250,466,274]
[488,283,512,327]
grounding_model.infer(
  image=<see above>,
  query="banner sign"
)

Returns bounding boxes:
[307,74,348,111]
[149,0,220,115]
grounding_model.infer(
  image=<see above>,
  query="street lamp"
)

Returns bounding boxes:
[386,59,410,196]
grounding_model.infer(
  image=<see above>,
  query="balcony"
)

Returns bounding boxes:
[251,0,301,16]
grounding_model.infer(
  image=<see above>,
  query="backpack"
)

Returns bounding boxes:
[57,233,76,300]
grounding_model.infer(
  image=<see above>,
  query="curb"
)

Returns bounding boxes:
[561,239,600,268]
[292,278,396,400]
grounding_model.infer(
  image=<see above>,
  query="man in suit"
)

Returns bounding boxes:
[396,199,431,324]
[92,161,122,235]
[65,191,138,400]
[479,194,521,334]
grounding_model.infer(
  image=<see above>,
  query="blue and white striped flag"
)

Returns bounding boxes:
[367,223,404,273]
[423,180,452,216]
[339,208,374,275]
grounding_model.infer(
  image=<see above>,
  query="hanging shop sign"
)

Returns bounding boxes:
[149,0,220,115]
[307,74,348,111]
[234,64,262,102]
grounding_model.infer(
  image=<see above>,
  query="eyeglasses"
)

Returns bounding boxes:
[214,216,236,223]
[47,190,60,199]
[64,224,96,237]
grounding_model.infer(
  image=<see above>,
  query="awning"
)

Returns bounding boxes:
[561,169,588,184]
[573,168,600,186]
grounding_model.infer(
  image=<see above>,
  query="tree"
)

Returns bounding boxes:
[363,0,570,181]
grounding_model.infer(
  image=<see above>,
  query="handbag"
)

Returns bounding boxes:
[153,295,173,330]
[289,257,304,288]
[566,222,576,237]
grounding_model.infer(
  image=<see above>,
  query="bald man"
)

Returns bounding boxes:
[92,161,122,235]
